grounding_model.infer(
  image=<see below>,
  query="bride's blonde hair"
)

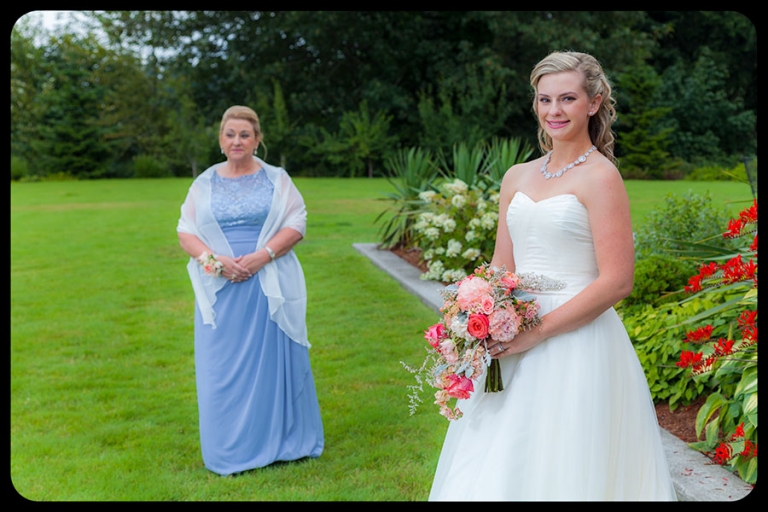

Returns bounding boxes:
[530,51,617,165]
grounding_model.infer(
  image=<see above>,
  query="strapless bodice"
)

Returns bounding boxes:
[507,192,597,291]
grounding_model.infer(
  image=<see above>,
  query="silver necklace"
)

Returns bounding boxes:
[540,145,597,180]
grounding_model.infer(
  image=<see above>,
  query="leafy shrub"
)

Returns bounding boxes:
[619,254,696,316]
[11,155,30,181]
[623,298,717,409]
[685,161,749,181]
[133,155,170,178]
[634,190,739,260]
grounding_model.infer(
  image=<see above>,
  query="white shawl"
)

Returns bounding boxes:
[177,156,310,347]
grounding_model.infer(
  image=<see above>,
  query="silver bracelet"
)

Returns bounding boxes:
[264,246,276,261]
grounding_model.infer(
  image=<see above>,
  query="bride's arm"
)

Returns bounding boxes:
[503,163,634,354]
[489,165,519,272]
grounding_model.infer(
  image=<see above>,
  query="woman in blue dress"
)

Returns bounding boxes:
[177,105,324,476]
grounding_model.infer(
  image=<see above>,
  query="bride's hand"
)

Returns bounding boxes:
[490,329,543,358]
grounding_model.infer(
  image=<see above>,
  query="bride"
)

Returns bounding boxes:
[428,51,677,501]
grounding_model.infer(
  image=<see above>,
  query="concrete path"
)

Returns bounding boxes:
[353,242,753,502]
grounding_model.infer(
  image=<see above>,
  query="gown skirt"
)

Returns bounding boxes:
[194,225,324,476]
[428,192,676,501]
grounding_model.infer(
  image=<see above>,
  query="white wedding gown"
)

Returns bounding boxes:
[428,192,677,501]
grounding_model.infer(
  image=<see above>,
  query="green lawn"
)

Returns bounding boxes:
[10,177,753,501]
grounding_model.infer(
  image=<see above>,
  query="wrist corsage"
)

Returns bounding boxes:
[196,251,223,277]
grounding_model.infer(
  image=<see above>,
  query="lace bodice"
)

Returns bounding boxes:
[211,169,274,229]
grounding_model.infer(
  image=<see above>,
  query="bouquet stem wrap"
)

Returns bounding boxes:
[485,358,504,393]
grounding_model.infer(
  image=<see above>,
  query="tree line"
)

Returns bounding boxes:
[11,11,756,180]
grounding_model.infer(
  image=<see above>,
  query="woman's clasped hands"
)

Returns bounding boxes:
[217,254,256,283]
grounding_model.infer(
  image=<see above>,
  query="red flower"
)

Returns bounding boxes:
[720,255,757,285]
[713,443,733,465]
[724,218,745,239]
[699,262,720,278]
[685,325,714,343]
[738,310,758,328]
[713,338,735,357]
[685,274,703,293]
[750,233,757,252]
[741,440,757,458]
[741,199,758,224]
[731,422,746,440]
[676,350,703,368]
[738,310,758,344]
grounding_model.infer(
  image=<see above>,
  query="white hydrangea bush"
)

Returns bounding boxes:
[412,179,500,282]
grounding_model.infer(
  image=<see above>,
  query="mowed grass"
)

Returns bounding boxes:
[11,177,753,501]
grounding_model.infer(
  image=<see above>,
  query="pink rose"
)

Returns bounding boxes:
[456,277,494,311]
[480,295,495,314]
[445,374,474,399]
[424,322,446,348]
[466,313,490,339]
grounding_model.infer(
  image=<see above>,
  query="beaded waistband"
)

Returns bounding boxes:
[517,272,567,292]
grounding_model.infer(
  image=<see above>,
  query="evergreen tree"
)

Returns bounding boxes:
[614,63,674,179]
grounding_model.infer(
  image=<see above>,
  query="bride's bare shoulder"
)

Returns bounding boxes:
[501,155,545,189]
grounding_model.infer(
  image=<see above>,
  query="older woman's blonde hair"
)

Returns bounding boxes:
[220,105,267,158]
[530,51,617,165]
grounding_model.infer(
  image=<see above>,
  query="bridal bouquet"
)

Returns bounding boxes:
[404,264,544,421]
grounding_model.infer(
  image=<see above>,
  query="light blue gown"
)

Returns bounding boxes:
[194,169,324,476]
